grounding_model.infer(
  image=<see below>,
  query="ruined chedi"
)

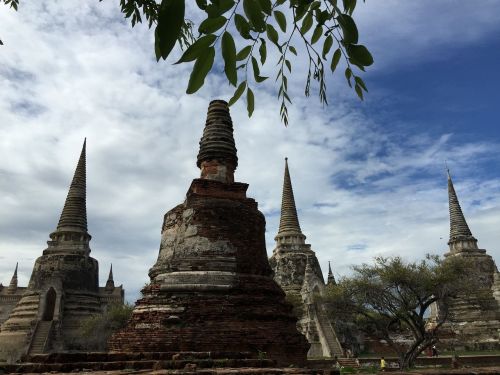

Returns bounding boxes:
[269,159,343,358]
[109,100,309,365]
[0,140,124,359]
[435,171,500,349]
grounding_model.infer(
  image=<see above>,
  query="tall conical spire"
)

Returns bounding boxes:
[276,158,305,243]
[8,263,18,292]
[327,261,336,286]
[105,264,115,290]
[197,100,238,183]
[447,169,478,252]
[56,139,88,232]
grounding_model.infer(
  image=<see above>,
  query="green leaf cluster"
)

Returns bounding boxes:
[1,0,375,125]
[121,0,373,125]
[123,0,375,122]
[2,0,17,10]
[0,0,19,45]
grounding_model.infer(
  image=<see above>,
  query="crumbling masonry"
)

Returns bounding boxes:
[108,100,309,366]
[431,171,500,349]
[269,158,343,358]
[0,140,124,360]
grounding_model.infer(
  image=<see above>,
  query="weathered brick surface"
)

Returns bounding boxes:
[109,178,309,366]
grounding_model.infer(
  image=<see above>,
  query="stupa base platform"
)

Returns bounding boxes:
[0,351,331,374]
[109,275,309,366]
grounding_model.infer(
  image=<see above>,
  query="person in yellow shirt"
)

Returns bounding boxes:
[380,357,386,372]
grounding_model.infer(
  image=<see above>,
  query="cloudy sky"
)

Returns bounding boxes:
[1,1,500,302]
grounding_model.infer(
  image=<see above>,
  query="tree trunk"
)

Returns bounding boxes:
[400,339,434,370]
[401,349,419,370]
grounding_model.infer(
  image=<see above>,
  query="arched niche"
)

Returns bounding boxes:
[42,287,56,321]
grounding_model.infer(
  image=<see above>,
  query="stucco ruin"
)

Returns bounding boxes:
[432,171,500,350]
[109,100,309,366]
[269,159,343,358]
[0,140,124,361]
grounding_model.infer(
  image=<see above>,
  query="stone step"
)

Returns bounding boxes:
[28,351,260,363]
[337,358,360,368]
[313,303,344,357]
[7,358,301,373]
[28,321,52,355]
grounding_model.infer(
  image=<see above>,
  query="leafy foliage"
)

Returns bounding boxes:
[323,255,478,370]
[76,303,134,351]
[171,0,373,125]
[1,0,373,125]
[0,0,19,45]
[1,0,17,11]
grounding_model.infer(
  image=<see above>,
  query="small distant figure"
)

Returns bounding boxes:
[333,355,340,369]
[355,357,360,367]
[346,348,353,358]
[432,345,439,357]
[380,357,386,372]
[451,354,460,369]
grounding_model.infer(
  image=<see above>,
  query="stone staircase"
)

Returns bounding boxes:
[29,321,52,355]
[337,357,360,368]
[313,303,344,357]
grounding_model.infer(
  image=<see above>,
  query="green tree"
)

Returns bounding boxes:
[77,303,134,351]
[323,255,477,370]
[2,0,373,125]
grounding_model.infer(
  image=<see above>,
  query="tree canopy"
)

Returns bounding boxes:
[1,0,373,125]
[324,255,477,370]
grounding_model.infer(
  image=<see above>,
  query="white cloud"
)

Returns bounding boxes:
[0,1,499,302]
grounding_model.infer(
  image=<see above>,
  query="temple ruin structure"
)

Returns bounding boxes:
[269,159,343,358]
[108,100,309,365]
[433,171,500,349]
[0,140,124,360]
[0,264,27,326]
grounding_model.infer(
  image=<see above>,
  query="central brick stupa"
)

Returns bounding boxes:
[109,100,309,365]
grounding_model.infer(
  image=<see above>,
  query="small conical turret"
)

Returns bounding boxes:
[275,158,306,244]
[327,261,336,286]
[8,263,18,293]
[447,170,478,253]
[197,100,238,183]
[56,139,88,233]
[105,264,115,291]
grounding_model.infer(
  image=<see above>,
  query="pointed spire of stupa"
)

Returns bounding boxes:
[105,264,115,290]
[447,169,478,252]
[197,100,238,183]
[275,158,306,243]
[327,261,336,286]
[56,139,88,233]
[8,263,18,292]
